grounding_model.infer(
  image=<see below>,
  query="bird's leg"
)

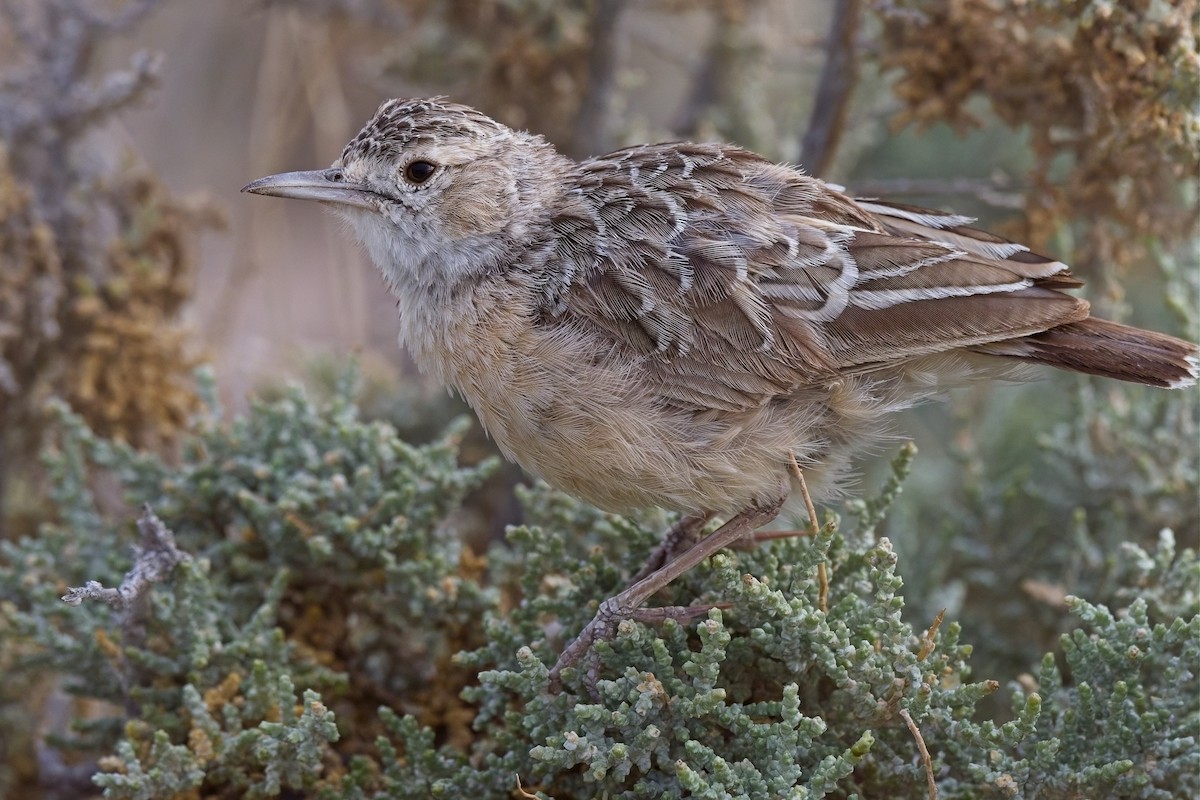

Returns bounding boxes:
[787,453,828,612]
[549,498,784,692]
[629,511,715,583]
[727,454,823,548]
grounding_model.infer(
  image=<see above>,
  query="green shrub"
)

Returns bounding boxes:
[0,369,1195,799]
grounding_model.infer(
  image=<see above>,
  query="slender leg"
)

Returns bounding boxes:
[630,511,714,583]
[787,453,828,612]
[549,498,784,691]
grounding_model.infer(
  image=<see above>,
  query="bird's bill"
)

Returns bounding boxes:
[241,170,378,210]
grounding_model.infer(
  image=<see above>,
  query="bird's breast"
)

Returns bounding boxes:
[394,277,681,509]
[392,275,811,514]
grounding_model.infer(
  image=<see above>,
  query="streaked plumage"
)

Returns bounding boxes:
[245,97,1198,518]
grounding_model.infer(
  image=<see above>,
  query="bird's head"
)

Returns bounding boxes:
[243,97,567,292]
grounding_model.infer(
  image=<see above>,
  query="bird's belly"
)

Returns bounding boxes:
[477,386,788,513]
[453,349,815,514]
[408,289,876,515]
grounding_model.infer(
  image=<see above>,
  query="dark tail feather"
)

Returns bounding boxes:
[976,318,1199,388]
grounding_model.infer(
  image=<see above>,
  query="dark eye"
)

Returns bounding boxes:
[404,160,437,184]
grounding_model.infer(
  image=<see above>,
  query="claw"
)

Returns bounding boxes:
[547,500,784,694]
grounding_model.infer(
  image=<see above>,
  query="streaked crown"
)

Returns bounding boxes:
[338,97,508,165]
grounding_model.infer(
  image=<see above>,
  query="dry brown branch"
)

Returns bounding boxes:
[918,608,945,661]
[849,176,1024,210]
[900,707,938,800]
[671,0,769,147]
[799,0,862,177]
[789,452,828,612]
[671,8,726,138]
[572,0,627,158]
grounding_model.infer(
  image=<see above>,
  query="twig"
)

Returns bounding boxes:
[259,0,407,28]
[900,707,938,800]
[62,505,189,614]
[799,0,862,177]
[210,5,314,350]
[56,50,163,139]
[671,15,723,137]
[788,453,828,612]
[918,608,945,661]
[0,437,7,524]
[514,774,540,799]
[72,0,162,33]
[672,0,750,139]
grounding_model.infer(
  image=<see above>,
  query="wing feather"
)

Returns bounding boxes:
[539,144,1089,412]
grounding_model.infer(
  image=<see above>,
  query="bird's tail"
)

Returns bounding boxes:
[974,318,1199,389]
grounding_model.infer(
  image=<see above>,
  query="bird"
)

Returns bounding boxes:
[244,97,1198,685]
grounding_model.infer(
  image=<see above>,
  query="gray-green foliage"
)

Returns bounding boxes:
[0,369,1195,799]
[882,262,1199,718]
[997,584,1198,799]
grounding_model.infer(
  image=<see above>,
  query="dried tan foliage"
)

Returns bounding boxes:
[0,0,228,525]
[0,146,219,459]
[377,0,597,151]
[874,0,1199,273]
[61,173,219,448]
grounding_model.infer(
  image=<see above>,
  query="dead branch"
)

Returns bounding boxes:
[799,0,862,177]
[62,504,189,614]
[900,708,938,800]
[571,0,626,159]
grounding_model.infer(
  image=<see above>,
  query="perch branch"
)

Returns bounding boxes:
[62,504,189,613]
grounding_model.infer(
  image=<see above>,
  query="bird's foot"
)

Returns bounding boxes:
[547,499,784,694]
[547,596,717,694]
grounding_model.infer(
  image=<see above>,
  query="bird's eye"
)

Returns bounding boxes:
[404,160,437,184]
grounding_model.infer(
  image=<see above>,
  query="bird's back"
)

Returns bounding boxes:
[536,141,1192,418]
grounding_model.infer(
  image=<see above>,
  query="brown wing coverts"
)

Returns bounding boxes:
[542,143,1185,410]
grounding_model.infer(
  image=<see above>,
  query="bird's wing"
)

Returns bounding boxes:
[540,143,1088,412]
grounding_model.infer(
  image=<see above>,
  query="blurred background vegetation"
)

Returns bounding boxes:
[0,0,1196,797]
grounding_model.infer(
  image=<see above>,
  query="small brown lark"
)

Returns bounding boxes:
[245,97,1198,685]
